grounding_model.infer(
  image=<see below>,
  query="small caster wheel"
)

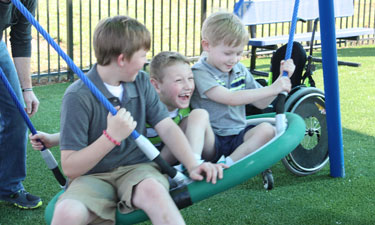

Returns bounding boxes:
[262,169,274,190]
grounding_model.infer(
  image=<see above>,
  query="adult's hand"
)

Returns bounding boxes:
[23,90,39,117]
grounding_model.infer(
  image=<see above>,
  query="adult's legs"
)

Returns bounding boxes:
[0,41,29,196]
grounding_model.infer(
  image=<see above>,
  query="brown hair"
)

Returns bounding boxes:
[150,51,190,81]
[93,15,151,65]
[202,11,248,47]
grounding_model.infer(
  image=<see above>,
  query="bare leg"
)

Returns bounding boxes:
[132,178,185,225]
[160,109,216,164]
[182,109,216,161]
[51,199,98,225]
[229,122,275,162]
[160,146,178,165]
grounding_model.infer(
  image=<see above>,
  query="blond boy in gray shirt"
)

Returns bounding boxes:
[191,12,295,165]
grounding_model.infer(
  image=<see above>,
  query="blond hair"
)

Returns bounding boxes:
[202,11,248,47]
[150,51,190,81]
[93,15,150,65]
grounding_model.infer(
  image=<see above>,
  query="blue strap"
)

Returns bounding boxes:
[283,0,300,76]
[0,67,37,135]
[233,0,245,17]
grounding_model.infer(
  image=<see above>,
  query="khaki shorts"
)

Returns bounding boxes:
[57,162,169,224]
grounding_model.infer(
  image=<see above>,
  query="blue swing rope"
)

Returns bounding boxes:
[234,0,299,76]
[10,0,185,183]
[0,67,67,187]
[275,0,300,133]
[283,0,300,75]
[234,0,300,133]
[233,0,245,17]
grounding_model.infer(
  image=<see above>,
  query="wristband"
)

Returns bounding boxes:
[22,88,33,92]
[103,130,121,146]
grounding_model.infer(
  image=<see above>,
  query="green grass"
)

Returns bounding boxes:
[0,45,374,225]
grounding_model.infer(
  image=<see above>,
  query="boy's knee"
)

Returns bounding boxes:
[189,109,210,122]
[133,178,168,204]
[259,122,275,138]
[52,199,90,224]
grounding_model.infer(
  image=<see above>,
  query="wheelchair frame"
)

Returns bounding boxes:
[252,18,330,176]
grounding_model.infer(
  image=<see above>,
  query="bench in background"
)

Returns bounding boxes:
[234,0,375,76]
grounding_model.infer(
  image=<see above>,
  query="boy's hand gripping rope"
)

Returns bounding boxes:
[275,0,300,134]
[0,67,67,188]
[10,0,188,185]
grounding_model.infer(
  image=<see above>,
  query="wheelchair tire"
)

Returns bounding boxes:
[281,87,329,176]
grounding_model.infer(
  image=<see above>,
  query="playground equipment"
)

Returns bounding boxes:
[236,0,345,177]
[6,0,345,223]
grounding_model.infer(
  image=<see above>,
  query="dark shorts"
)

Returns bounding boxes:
[212,125,255,162]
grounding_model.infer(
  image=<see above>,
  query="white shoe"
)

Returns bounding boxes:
[217,155,226,164]
[173,164,186,172]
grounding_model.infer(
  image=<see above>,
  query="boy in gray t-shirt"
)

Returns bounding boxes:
[191,12,295,165]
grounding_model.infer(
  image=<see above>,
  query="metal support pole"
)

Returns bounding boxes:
[318,0,345,177]
[66,0,74,82]
[200,0,207,54]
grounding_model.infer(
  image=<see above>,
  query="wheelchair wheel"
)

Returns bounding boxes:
[282,87,329,176]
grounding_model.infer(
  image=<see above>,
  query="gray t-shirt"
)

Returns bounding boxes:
[191,57,262,136]
[60,64,169,174]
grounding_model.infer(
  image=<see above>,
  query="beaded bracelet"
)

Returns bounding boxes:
[22,88,33,92]
[103,130,121,146]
